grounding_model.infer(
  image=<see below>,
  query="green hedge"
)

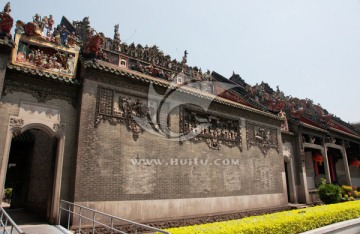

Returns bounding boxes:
[163,200,360,234]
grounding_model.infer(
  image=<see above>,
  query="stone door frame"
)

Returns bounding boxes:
[0,113,65,224]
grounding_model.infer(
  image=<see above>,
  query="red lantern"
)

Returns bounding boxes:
[350,160,360,167]
[312,153,324,165]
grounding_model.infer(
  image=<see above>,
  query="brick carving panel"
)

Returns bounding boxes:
[95,86,166,141]
[246,122,279,156]
[9,117,24,127]
[180,108,242,151]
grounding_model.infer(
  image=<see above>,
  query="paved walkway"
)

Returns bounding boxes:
[22,224,72,234]
[0,224,72,234]
[1,205,72,234]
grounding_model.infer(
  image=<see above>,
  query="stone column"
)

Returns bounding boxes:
[341,147,352,186]
[322,147,332,183]
[295,131,308,204]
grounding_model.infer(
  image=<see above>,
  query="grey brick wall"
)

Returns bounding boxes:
[0,50,11,95]
[74,72,284,202]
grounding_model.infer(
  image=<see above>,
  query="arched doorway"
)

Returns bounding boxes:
[4,129,58,222]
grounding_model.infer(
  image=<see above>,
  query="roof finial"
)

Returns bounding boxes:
[3,2,11,14]
[181,50,188,65]
[114,24,120,41]
[112,24,121,51]
[0,2,13,36]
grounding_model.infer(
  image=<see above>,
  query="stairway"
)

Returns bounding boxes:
[5,224,72,234]
[0,206,71,234]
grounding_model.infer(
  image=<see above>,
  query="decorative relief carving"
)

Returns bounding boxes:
[246,122,279,156]
[4,79,78,107]
[278,110,289,132]
[117,96,152,141]
[344,141,350,148]
[325,135,337,144]
[95,86,154,141]
[284,154,291,162]
[19,102,60,122]
[9,117,24,127]
[53,123,65,134]
[180,108,242,151]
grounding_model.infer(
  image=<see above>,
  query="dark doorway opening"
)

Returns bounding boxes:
[284,162,291,202]
[4,129,57,223]
[327,148,344,185]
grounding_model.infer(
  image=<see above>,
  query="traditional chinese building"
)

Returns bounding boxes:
[0,3,359,225]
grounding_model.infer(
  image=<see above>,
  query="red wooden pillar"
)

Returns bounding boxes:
[314,162,319,176]
[329,154,336,182]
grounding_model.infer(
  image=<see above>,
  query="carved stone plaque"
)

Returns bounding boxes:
[246,122,279,156]
[9,117,24,127]
[95,86,168,141]
[180,108,242,151]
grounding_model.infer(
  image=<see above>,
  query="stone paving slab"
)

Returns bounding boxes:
[0,224,73,234]
[18,224,72,234]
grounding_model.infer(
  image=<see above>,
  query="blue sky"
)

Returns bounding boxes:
[7,0,360,123]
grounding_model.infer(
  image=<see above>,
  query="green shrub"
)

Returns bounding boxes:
[341,185,359,200]
[318,179,341,204]
[162,201,360,234]
[4,188,12,199]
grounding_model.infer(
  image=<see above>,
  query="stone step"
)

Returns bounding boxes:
[13,224,72,234]
[288,203,309,209]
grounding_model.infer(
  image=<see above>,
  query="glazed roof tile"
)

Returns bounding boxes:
[332,116,360,135]
[7,64,80,85]
[329,127,360,140]
[211,71,270,112]
[299,122,329,133]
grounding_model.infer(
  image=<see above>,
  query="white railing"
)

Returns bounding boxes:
[0,207,24,234]
[59,200,170,234]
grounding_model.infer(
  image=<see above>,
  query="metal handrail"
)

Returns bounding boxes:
[59,200,169,234]
[0,207,24,234]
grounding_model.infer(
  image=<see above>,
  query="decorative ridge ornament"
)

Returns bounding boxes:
[0,2,13,39]
[112,24,121,51]
[246,82,334,126]
[83,32,107,60]
[10,11,81,79]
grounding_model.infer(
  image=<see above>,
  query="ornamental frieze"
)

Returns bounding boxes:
[9,11,80,79]
[95,86,167,141]
[53,123,65,134]
[246,122,279,156]
[180,108,242,151]
[4,79,78,107]
[9,117,24,127]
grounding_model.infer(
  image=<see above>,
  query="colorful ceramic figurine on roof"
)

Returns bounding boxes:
[46,15,55,33]
[23,13,43,37]
[10,11,81,79]
[0,2,13,38]
[84,31,106,59]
